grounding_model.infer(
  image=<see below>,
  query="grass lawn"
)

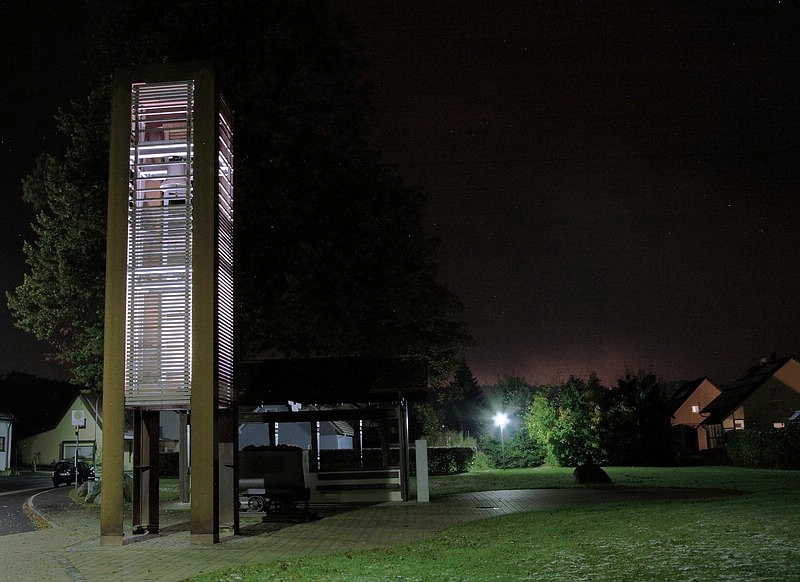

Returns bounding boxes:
[189,466,800,581]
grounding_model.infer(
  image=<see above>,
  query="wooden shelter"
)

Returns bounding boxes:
[237,356,427,501]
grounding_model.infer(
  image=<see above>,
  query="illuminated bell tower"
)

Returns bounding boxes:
[101,63,235,545]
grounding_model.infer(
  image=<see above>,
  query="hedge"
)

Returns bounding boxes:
[318,448,400,471]
[319,446,476,475]
[724,424,800,469]
[424,446,476,475]
[156,445,477,477]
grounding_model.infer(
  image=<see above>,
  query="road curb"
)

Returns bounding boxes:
[25,489,57,529]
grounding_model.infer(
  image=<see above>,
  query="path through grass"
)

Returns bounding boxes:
[188,467,800,581]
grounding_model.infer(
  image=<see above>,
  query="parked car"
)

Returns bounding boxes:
[52,460,95,487]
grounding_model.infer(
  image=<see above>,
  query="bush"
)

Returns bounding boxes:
[725,425,800,469]
[425,446,476,475]
[479,431,546,469]
[469,450,493,471]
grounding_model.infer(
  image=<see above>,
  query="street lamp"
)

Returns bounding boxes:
[494,412,509,455]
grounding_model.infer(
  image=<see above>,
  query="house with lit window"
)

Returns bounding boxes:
[669,377,722,452]
[702,355,800,449]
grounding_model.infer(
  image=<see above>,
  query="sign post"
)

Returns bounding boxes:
[71,410,86,489]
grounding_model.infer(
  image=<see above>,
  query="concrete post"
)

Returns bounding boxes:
[415,439,430,503]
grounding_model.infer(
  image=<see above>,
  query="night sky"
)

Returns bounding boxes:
[339,1,800,386]
[0,2,91,380]
[2,2,799,387]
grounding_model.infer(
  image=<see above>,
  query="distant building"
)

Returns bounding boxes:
[14,391,108,468]
[239,403,354,451]
[0,373,136,470]
[669,377,722,452]
[0,400,14,474]
[702,355,800,448]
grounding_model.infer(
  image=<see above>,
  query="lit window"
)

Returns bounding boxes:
[774,422,785,429]
[691,405,700,414]
[734,419,745,430]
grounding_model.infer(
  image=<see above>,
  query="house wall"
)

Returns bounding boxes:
[239,420,352,451]
[0,418,12,471]
[736,360,800,429]
[741,376,800,428]
[159,410,185,452]
[722,404,745,431]
[706,423,724,449]
[671,379,721,451]
[697,426,709,450]
[770,359,800,424]
[672,380,721,427]
[706,404,747,449]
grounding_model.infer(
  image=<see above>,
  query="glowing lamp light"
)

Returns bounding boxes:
[494,412,509,456]
[494,412,509,429]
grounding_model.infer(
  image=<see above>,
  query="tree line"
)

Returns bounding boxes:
[420,360,674,469]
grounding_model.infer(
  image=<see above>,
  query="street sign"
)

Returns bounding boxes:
[71,410,86,428]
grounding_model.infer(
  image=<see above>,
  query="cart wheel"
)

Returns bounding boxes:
[247,496,265,512]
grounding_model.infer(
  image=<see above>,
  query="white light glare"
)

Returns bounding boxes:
[494,412,509,429]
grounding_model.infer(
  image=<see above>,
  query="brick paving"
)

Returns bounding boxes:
[2,485,741,581]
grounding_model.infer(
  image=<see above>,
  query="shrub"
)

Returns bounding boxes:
[470,450,493,471]
[425,446,476,475]
[479,430,545,469]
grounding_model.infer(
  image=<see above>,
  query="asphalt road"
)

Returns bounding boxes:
[0,473,54,536]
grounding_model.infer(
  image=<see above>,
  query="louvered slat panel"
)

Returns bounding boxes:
[125,81,194,408]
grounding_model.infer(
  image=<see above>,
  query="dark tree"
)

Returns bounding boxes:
[494,375,537,415]
[7,0,470,389]
[600,370,673,465]
[434,359,485,436]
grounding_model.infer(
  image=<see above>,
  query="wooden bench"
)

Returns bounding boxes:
[309,468,402,503]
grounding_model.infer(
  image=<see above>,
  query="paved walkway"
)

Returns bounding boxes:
[4,486,739,582]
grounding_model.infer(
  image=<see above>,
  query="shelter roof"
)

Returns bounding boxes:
[0,398,14,420]
[237,356,428,406]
